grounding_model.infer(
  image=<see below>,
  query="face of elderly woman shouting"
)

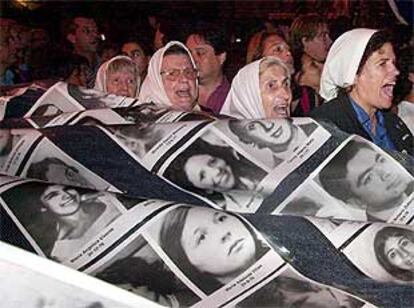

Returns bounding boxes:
[220,56,292,119]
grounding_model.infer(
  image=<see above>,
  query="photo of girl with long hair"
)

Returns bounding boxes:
[156,205,270,294]
[374,226,414,283]
[94,235,200,307]
[163,138,267,212]
[109,123,170,160]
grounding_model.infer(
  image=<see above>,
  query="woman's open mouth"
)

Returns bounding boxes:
[381,82,396,98]
[273,104,289,117]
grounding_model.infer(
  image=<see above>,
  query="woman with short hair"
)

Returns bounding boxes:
[374,226,414,282]
[311,29,413,155]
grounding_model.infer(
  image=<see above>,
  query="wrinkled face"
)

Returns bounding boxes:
[121,42,148,75]
[351,43,399,112]
[303,24,332,62]
[241,119,295,152]
[41,185,81,216]
[260,64,292,118]
[185,154,235,192]
[45,163,89,188]
[262,35,294,73]
[186,34,225,84]
[384,233,414,271]
[71,17,99,52]
[345,147,410,210]
[106,70,138,98]
[161,54,197,111]
[181,207,256,277]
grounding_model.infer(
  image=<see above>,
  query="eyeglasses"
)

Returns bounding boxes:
[160,68,198,81]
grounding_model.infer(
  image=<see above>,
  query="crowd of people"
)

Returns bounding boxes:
[1,8,412,156]
[0,6,413,306]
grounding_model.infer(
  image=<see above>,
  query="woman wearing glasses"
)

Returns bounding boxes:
[139,41,198,112]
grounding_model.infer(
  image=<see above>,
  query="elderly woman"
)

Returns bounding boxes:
[138,41,198,112]
[94,55,141,98]
[311,29,413,155]
[220,56,292,119]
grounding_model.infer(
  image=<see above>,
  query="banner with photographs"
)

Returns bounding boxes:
[0,84,413,307]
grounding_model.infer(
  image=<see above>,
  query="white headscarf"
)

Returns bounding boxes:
[138,41,198,108]
[319,28,378,101]
[220,59,265,119]
[94,55,141,98]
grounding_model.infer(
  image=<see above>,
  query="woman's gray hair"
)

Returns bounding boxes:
[259,56,291,81]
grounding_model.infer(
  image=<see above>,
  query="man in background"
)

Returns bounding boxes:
[185,21,230,115]
[62,15,101,87]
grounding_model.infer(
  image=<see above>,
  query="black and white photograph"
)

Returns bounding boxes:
[68,83,134,109]
[0,182,124,261]
[215,118,320,169]
[0,128,24,170]
[316,138,414,222]
[342,223,414,284]
[107,122,171,161]
[67,108,128,127]
[24,82,85,118]
[30,103,63,118]
[146,205,270,295]
[162,135,268,212]
[20,137,115,191]
[93,234,200,307]
[277,182,367,221]
[237,267,366,307]
[116,102,171,124]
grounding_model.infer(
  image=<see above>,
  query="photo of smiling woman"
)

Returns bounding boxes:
[374,226,414,282]
[227,118,317,168]
[0,182,122,262]
[163,138,268,212]
[158,206,269,294]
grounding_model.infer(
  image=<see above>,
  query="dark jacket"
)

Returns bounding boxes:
[310,93,413,156]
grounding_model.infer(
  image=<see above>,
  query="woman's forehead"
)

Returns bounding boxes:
[162,54,192,68]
